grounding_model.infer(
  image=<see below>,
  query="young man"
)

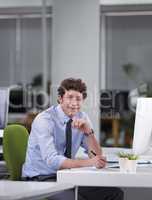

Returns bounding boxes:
[22,78,123,200]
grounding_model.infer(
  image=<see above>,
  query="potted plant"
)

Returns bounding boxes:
[117,152,139,173]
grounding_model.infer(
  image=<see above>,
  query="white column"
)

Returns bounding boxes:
[52,0,100,140]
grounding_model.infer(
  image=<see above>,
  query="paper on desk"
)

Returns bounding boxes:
[70,166,97,171]
[70,164,120,171]
[106,163,119,169]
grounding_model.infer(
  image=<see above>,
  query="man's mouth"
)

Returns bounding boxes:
[70,107,79,111]
[68,108,80,114]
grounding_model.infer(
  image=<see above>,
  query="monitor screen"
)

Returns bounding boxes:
[0,88,9,129]
[133,98,152,155]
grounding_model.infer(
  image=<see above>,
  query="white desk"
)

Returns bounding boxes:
[60,147,152,189]
[57,166,152,200]
[58,146,152,195]
[0,180,74,200]
[57,166,152,188]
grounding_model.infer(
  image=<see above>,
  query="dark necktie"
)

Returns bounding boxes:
[64,119,73,158]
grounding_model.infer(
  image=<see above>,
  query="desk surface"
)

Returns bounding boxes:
[57,166,152,188]
[0,180,74,200]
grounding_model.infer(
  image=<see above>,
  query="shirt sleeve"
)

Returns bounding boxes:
[31,115,66,171]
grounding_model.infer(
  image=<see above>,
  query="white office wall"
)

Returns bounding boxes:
[51,0,100,139]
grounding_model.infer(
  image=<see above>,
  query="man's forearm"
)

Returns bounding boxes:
[86,134,102,156]
[60,158,93,169]
[59,153,106,169]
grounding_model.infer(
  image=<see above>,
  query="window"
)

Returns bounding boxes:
[0,7,52,89]
[100,5,152,147]
[0,6,52,114]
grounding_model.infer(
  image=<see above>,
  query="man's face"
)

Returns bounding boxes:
[59,90,84,117]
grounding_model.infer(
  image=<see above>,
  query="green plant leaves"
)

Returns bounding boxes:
[117,152,139,160]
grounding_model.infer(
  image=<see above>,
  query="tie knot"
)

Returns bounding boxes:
[67,119,73,124]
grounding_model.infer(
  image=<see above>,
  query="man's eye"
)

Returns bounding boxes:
[65,96,82,102]
[76,98,81,101]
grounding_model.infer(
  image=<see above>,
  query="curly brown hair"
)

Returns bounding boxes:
[57,78,87,99]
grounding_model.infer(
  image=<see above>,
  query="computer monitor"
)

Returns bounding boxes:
[133,98,152,155]
[0,87,9,129]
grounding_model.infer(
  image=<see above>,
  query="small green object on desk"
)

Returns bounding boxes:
[117,152,139,160]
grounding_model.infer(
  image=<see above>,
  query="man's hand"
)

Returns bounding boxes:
[72,118,91,135]
[60,155,107,169]
[90,155,107,168]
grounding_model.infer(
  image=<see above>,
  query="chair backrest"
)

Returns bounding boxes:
[3,124,29,180]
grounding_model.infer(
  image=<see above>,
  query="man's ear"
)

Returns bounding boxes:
[58,96,62,104]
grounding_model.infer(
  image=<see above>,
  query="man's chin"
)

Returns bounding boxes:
[68,110,79,117]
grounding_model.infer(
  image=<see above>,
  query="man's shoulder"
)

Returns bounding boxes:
[32,106,57,125]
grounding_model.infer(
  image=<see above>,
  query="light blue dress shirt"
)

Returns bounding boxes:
[22,104,92,177]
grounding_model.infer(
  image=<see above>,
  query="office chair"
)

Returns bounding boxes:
[3,124,29,180]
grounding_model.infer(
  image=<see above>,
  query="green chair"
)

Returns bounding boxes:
[3,124,29,180]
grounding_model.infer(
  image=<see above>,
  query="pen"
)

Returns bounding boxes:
[90,150,107,163]
[90,150,97,156]
[90,150,118,163]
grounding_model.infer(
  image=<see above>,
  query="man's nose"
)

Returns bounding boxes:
[71,98,78,105]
